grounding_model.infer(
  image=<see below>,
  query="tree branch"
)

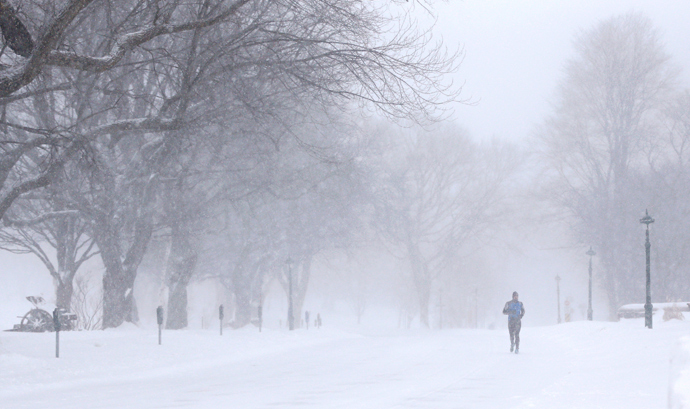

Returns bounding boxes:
[3,210,79,228]
[0,0,95,97]
[45,0,252,73]
[91,117,182,137]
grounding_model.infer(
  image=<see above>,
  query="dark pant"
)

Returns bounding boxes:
[509,319,521,348]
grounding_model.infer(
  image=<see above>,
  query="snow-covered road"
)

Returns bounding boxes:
[0,318,686,408]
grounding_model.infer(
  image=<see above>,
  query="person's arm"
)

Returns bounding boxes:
[520,302,525,318]
[502,302,509,315]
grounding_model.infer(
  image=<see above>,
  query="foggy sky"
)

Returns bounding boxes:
[431,0,690,142]
[413,0,690,324]
[3,1,686,329]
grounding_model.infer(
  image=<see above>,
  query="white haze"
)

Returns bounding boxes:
[1,0,684,332]
[433,0,690,142]
[2,1,690,408]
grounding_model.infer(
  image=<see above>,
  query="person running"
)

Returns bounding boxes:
[502,291,525,354]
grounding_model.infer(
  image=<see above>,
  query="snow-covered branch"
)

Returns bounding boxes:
[45,0,252,73]
[91,117,182,137]
[0,0,95,97]
[3,210,80,228]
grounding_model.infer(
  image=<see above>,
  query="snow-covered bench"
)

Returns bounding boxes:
[617,302,690,320]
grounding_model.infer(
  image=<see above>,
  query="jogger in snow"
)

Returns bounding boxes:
[502,291,525,354]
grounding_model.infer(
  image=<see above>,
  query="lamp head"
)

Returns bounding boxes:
[640,209,655,227]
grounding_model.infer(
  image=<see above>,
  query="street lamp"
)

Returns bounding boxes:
[586,247,595,321]
[640,209,654,329]
[286,257,294,331]
[555,274,561,324]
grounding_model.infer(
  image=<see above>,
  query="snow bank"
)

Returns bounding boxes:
[670,336,690,409]
[618,302,690,319]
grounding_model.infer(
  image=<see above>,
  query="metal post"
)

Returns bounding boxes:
[287,258,294,331]
[219,305,224,336]
[53,308,61,358]
[259,278,263,332]
[645,228,652,328]
[556,275,561,324]
[640,210,654,329]
[258,305,263,332]
[587,247,595,321]
[156,306,164,345]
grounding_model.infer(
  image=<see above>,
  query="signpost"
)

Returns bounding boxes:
[555,275,562,324]
[219,305,224,336]
[156,306,164,345]
[640,210,655,329]
[587,247,595,321]
[258,304,263,333]
[53,308,61,358]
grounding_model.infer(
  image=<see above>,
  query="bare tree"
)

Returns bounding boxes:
[349,271,368,325]
[0,178,98,310]
[70,274,103,330]
[373,125,521,327]
[638,91,690,301]
[537,13,678,318]
[0,0,461,227]
[192,115,368,329]
[0,0,461,329]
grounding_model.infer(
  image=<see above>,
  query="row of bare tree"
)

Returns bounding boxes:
[537,13,690,318]
[0,0,468,328]
[14,5,686,329]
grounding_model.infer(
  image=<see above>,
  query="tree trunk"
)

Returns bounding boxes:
[291,256,313,329]
[408,242,431,328]
[165,223,198,329]
[56,279,74,311]
[231,261,253,328]
[417,283,430,328]
[98,215,152,329]
[102,263,138,328]
[51,210,93,312]
[166,285,189,329]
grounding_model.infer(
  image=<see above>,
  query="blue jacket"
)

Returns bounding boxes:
[503,300,525,321]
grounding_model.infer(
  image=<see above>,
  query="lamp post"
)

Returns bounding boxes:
[640,209,654,329]
[586,247,595,321]
[556,274,561,324]
[286,257,294,331]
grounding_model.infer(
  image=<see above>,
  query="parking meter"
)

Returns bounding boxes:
[53,308,60,358]
[156,306,163,345]
[219,305,224,336]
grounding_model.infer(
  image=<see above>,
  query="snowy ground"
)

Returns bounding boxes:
[1,317,689,409]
